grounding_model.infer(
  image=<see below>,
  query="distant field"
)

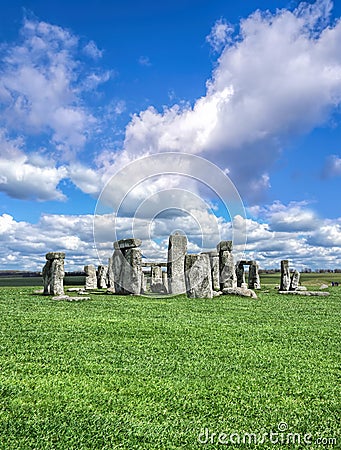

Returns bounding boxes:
[0,286,339,449]
[0,275,85,287]
[1,272,340,289]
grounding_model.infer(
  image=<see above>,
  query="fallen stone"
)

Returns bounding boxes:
[320,284,329,289]
[113,238,142,250]
[67,287,82,292]
[278,291,330,296]
[106,287,116,295]
[33,289,44,294]
[295,286,306,291]
[52,295,90,301]
[222,287,258,299]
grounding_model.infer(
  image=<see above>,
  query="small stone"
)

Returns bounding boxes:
[320,284,329,289]
[84,265,97,290]
[296,286,307,291]
[290,270,300,291]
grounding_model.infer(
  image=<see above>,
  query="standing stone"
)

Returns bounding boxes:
[112,249,126,294]
[248,261,261,290]
[236,261,246,288]
[203,252,220,291]
[290,270,300,291]
[141,272,147,294]
[150,265,167,293]
[122,248,142,294]
[84,264,97,290]
[42,252,65,296]
[280,260,290,291]
[162,271,168,288]
[185,254,213,298]
[107,256,115,289]
[97,265,108,289]
[167,233,187,294]
[217,241,236,290]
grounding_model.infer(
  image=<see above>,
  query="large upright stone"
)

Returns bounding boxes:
[122,248,142,294]
[236,261,246,288]
[150,265,167,293]
[167,233,187,294]
[203,251,220,291]
[248,261,261,290]
[97,265,108,289]
[217,241,236,290]
[42,252,65,296]
[107,256,115,289]
[290,270,300,291]
[84,264,97,290]
[280,260,290,291]
[112,249,126,294]
[185,254,213,298]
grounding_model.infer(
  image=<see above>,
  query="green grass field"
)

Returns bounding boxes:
[0,281,340,449]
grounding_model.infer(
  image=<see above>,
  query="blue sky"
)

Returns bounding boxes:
[0,0,341,271]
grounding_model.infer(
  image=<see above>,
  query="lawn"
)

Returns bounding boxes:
[0,284,340,449]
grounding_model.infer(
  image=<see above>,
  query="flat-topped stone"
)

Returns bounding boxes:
[113,238,142,250]
[222,287,257,299]
[216,241,233,253]
[279,291,330,296]
[46,252,65,260]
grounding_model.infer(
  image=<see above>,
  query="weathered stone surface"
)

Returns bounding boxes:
[203,252,220,291]
[280,260,290,291]
[185,254,213,298]
[106,287,116,295]
[121,248,142,295]
[216,241,233,253]
[320,284,329,289]
[150,265,167,293]
[219,250,237,290]
[107,256,115,289]
[290,270,300,291]
[212,290,222,297]
[84,264,97,290]
[222,287,258,299]
[97,265,108,289]
[112,249,126,294]
[42,253,65,296]
[248,261,261,290]
[167,233,187,294]
[46,252,65,260]
[113,238,142,250]
[162,271,168,287]
[235,261,245,288]
[279,291,329,296]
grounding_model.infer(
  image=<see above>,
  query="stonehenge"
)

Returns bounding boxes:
[42,252,65,296]
[42,236,266,300]
[280,260,291,291]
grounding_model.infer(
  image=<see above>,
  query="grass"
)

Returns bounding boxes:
[0,283,340,449]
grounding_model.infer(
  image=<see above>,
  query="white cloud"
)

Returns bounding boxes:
[108,0,341,202]
[206,18,234,52]
[0,17,109,159]
[0,130,67,201]
[83,40,103,59]
[138,56,152,67]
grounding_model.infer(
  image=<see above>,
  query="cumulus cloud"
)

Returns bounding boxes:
[206,18,234,52]
[0,16,114,159]
[110,0,341,202]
